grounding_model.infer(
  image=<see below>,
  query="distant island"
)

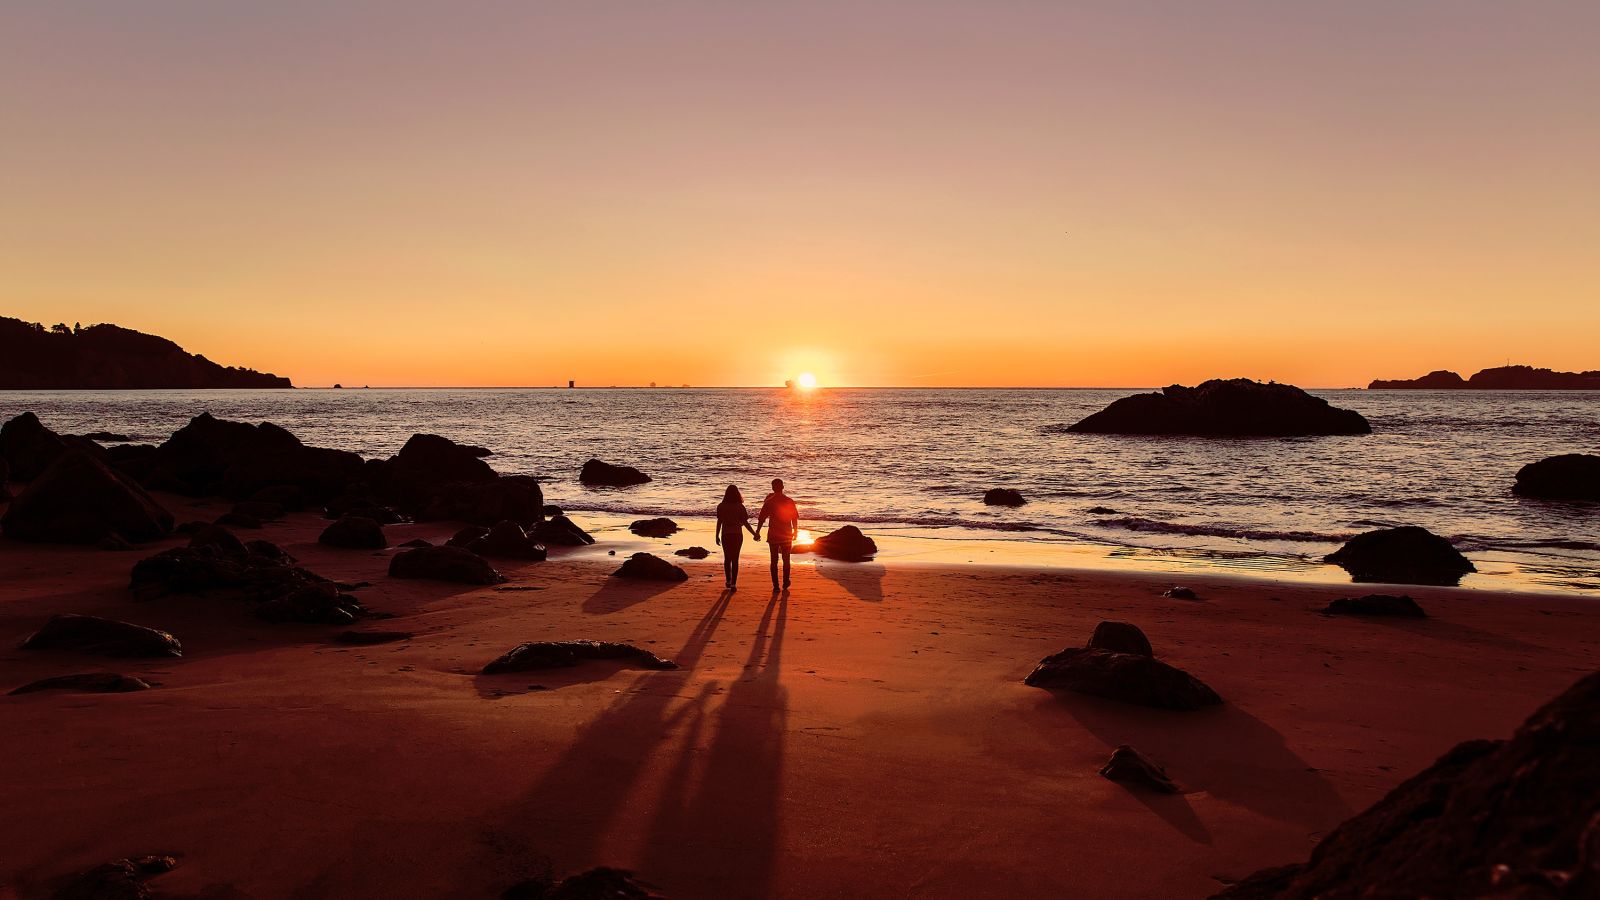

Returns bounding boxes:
[1369,365,1600,390]
[0,317,292,389]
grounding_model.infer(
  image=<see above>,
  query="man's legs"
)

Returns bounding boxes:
[769,542,781,589]
[779,543,792,589]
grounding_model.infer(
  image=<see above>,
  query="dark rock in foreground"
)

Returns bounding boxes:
[1067,379,1371,437]
[675,546,710,559]
[1212,670,1600,899]
[1325,526,1475,586]
[533,515,595,546]
[335,630,414,645]
[52,854,178,900]
[629,517,679,537]
[463,520,548,560]
[482,640,678,674]
[319,516,388,549]
[1,450,174,544]
[984,488,1026,507]
[1163,586,1199,600]
[812,525,878,560]
[0,411,93,480]
[612,552,688,582]
[1514,453,1600,502]
[580,458,651,487]
[389,545,507,584]
[1086,621,1154,657]
[20,614,182,658]
[1026,648,1221,710]
[503,867,665,900]
[1100,745,1179,793]
[9,672,153,695]
[131,527,366,624]
[1323,594,1426,618]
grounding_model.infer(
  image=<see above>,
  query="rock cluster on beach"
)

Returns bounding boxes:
[482,641,679,674]
[1514,453,1600,502]
[390,545,508,584]
[1,449,174,544]
[1026,621,1221,710]
[1066,378,1372,436]
[1324,526,1475,586]
[1214,670,1600,898]
[133,526,369,624]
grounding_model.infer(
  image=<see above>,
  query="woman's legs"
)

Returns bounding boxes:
[723,538,742,588]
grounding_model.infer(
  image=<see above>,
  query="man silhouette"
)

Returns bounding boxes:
[756,478,799,591]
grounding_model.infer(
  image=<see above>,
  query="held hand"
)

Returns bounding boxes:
[715,536,721,546]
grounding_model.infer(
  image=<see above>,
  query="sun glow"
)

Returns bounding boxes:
[796,372,818,389]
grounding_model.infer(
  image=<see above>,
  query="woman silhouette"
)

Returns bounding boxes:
[715,484,759,589]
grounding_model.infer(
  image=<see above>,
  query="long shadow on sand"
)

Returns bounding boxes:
[813,559,886,603]
[1321,614,1547,655]
[1038,692,1353,837]
[580,578,682,615]
[465,588,788,895]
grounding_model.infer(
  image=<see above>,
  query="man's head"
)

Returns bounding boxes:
[772,478,784,494]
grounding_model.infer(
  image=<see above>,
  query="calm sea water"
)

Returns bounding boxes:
[4,388,1597,593]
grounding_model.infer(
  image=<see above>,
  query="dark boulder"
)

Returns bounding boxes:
[420,475,544,526]
[1025,648,1221,710]
[1212,671,1600,899]
[125,412,299,495]
[1100,745,1179,793]
[612,552,688,582]
[0,411,88,480]
[1163,586,1199,600]
[9,672,153,695]
[482,640,679,674]
[131,528,366,624]
[503,867,665,900]
[629,517,679,538]
[1,451,174,544]
[580,458,651,487]
[1323,594,1426,618]
[984,488,1026,507]
[53,855,178,900]
[20,614,182,658]
[543,505,564,517]
[463,520,547,560]
[381,433,497,496]
[1513,453,1600,502]
[1325,526,1475,586]
[399,538,433,549]
[675,546,710,559]
[318,516,388,550]
[812,525,878,560]
[446,525,489,548]
[1067,379,1371,437]
[532,515,595,546]
[1086,621,1154,657]
[388,546,507,584]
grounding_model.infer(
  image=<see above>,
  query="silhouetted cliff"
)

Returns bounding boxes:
[0,318,292,389]
[1370,365,1600,390]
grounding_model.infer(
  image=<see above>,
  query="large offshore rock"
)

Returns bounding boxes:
[1513,453,1600,502]
[1067,379,1371,436]
[579,458,651,486]
[1325,526,1475,586]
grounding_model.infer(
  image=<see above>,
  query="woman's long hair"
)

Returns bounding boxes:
[723,484,742,505]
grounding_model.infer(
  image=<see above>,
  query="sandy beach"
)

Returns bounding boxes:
[4,495,1595,899]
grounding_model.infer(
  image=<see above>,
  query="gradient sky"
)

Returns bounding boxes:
[4,2,1597,387]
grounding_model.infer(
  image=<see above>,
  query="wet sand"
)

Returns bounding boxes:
[2,498,1596,898]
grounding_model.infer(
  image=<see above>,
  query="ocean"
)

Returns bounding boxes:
[4,388,1597,593]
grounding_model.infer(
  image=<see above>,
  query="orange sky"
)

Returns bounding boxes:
[3,3,1597,387]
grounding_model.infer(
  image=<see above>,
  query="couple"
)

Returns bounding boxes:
[715,478,799,591]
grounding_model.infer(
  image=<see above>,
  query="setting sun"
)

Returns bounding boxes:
[796,372,818,389]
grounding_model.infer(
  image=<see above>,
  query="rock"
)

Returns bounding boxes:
[629,517,680,538]
[503,867,665,900]
[675,546,710,559]
[20,614,182,658]
[126,412,361,502]
[1067,379,1371,436]
[335,630,413,645]
[1368,369,1470,390]
[1323,594,1427,618]
[1,451,173,544]
[131,528,365,624]
[446,525,490,548]
[1025,648,1221,710]
[1325,526,1475,586]
[213,511,261,529]
[532,515,595,546]
[464,520,548,560]
[0,411,83,480]
[421,475,545,527]
[1100,744,1179,793]
[1212,670,1600,899]
[319,516,388,549]
[812,525,878,560]
[229,500,284,521]
[388,546,507,584]
[375,434,498,507]
[83,431,133,442]
[1513,453,1600,502]
[611,552,688,582]
[984,488,1026,507]
[580,458,651,486]
[482,640,679,674]
[1163,586,1199,600]
[399,538,434,549]
[9,673,153,695]
[52,855,178,900]
[1086,621,1154,657]
[543,505,564,517]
